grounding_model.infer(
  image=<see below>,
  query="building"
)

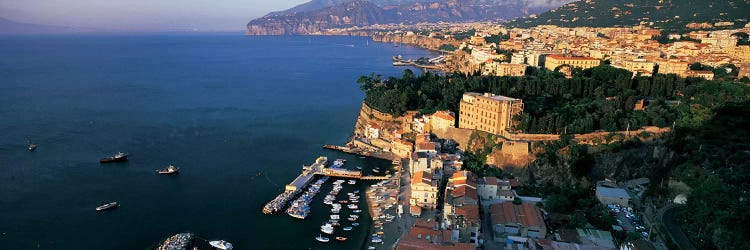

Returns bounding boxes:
[657,60,689,75]
[739,63,750,79]
[392,139,414,158]
[410,152,432,176]
[365,122,380,139]
[491,202,547,239]
[430,111,456,131]
[478,177,517,202]
[684,70,715,80]
[485,62,527,76]
[595,186,631,207]
[544,55,600,71]
[459,92,524,135]
[443,171,481,245]
[613,59,655,76]
[410,171,439,209]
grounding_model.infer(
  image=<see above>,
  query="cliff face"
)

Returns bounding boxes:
[247,0,569,35]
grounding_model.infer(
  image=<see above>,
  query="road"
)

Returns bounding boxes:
[659,205,696,250]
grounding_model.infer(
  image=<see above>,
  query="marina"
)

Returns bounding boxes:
[262,156,389,215]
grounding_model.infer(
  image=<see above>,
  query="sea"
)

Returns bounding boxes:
[0,33,435,249]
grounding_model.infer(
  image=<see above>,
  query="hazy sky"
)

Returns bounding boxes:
[0,0,309,31]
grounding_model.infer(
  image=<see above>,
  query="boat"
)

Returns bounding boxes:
[368,247,376,250]
[353,210,362,213]
[157,165,180,174]
[372,169,380,173]
[343,227,352,231]
[27,138,37,152]
[96,202,119,211]
[330,215,340,220]
[100,152,128,163]
[209,240,233,250]
[348,204,358,209]
[372,237,383,243]
[352,223,360,226]
[321,223,334,234]
[338,200,348,204]
[353,190,360,194]
[348,217,357,221]
[348,180,356,185]
[316,235,330,243]
[335,237,347,241]
[356,166,362,170]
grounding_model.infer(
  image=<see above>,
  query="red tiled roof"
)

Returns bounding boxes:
[417,142,437,152]
[412,171,433,186]
[433,111,455,121]
[455,204,480,224]
[490,202,545,228]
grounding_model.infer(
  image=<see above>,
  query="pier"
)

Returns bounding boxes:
[262,156,391,214]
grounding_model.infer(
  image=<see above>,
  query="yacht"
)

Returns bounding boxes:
[96,202,119,211]
[100,152,128,163]
[208,240,233,250]
[321,223,334,234]
[316,235,330,243]
[157,165,180,174]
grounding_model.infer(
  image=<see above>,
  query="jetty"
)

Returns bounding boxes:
[262,156,390,215]
[323,144,397,161]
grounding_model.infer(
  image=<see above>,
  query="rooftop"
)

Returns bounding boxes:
[490,202,545,228]
[596,186,630,199]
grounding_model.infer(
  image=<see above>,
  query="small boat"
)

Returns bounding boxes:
[157,165,180,174]
[339,200,348,204]
[330,214,340,220]
[368,246,376,250]
[359,156,365,159]
[27,138,37,152]
[372,237,383,243]
[209,240,233,250]
[356,166,362,170]
[336,237,347,241]
[353,190,360,194]
[316,235,330,243]
[100,152,128,163]
[353,210,362,213]
[348,217,357,221]
[348,204,358,209]
[372,169,380,173]
[96,202,119,211]
[352,223,360,226]
[343,227,352,231]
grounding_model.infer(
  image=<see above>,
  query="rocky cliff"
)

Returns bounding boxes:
[247,0,572,35]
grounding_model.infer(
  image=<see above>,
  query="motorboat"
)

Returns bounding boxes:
[356,166,362,170]
[368,247,376,250]
[347,204,358,209]
[371,237,383,243]
[330,215,340,220]
[316,235,330,243]
[348,217,357,221]
[209,240,233,250]
[352,223,360,226]
[372,169,380,173]
[157,165,180,174]
[100,152,128,163]
[339,200,348,204]
[27,138,37,152]
[343,227,352,231]
[321,223,334,234]
[353,210,362,213]
[348,180,356,185]
[335,237,347,241]
[96,202,119,211]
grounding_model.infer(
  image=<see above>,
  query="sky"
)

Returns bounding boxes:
[0,0,309,31]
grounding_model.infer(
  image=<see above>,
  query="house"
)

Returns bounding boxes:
[595,185,631,207]
[392,139,414,158]
[491,202,547,239]
[430,111,456,131]
[410,171,439,209]
[365,122,380,139]
[397,218,476,250]
[443,171,481,245]
[410,152,431,175]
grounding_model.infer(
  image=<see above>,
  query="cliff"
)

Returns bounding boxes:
[247,0,571,35]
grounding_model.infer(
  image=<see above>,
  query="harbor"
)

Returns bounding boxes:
[262,156,389,215]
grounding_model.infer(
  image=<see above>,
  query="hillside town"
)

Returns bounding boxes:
[323,18,750,250]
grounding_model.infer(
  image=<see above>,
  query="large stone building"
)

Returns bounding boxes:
[544,55,600,71]
[459,92,524,135]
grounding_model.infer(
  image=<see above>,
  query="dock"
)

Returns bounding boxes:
[322,144,397,161]
[262,156,390,215]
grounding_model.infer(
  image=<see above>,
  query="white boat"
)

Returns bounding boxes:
[356,166,362,170]
[209,240,233,250]
[352,223,360,226]
[353,210,362,213]
[371,237,383,243]
[96,202,119,211]
[343,227,353,231]
[348,204,358,209]
[348,180,356,185]
[321,223,335,234]
[330,215,340,220]
[316,235,330,243]
[368,247,376,250]
[372,169,380,173]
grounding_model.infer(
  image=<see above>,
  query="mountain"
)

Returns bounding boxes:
[509,0,750,30]
[247,0,574,35]
[0,17,88,34]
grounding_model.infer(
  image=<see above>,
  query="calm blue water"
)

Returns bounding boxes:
[0,33,433,249]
